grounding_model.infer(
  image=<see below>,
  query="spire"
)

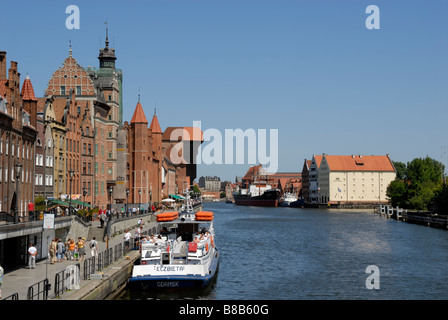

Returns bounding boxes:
[69,40,72,57]
[149,109,162,134]
[21,74,37,101]
[105,22,109,48]
[130,100,148,124]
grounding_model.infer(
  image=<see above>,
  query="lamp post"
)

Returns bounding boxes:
[126,188,130,217]
[68,169,74,216]
[108,186,114,218]
[138,189,141,214]
[82,187,87,209]
[149,190,152,213]
[14,163,22,224]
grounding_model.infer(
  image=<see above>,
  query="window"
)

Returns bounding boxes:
[61,86,66,95]
[76,86,81,95]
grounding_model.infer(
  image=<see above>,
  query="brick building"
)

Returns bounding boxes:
[0,51,37,220]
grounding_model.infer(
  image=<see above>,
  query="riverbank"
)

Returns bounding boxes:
[1,216,156,300]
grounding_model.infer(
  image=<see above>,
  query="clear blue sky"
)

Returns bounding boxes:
[2,0,447,181]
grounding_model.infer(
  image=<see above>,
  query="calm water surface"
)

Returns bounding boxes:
[117,202,448,300]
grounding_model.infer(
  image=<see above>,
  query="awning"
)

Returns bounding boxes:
[169,194,185,200]
[71,200,93,208]
[48,199,70,207]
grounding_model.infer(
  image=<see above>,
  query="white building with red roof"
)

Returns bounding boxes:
[318,154,396,204]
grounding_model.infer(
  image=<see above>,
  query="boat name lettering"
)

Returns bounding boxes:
[157,281,179,288]
[154,265,185,272]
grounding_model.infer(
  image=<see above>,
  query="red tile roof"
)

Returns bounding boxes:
[130,102,148,124]
[21,75,37,101]
[162,127,203,141]
[324,155,395,172]
[149,114,162,134]
[312,155,323,168]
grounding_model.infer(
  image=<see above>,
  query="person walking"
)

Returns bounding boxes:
[28,243,37,269]
[57,239,65,262]
[49,239,57,264]
[89,237,98,259]
[99,208,105,228]
[77,237,86,261]
[124,229,131,252]
[68,239,76,260]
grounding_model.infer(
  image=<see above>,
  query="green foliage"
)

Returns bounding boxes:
[386,156,445,211]
[392,161,407,180]
[34,196,46,213]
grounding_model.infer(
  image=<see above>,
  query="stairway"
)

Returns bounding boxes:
[87,221,106,242]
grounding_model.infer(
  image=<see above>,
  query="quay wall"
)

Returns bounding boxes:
[64,251,140,300]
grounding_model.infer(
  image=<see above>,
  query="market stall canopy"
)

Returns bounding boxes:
[71,200,93,208]
[169,194,185,200]
[162,199,175,202]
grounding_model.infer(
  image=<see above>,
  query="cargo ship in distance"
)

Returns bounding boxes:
[233,164,281,207]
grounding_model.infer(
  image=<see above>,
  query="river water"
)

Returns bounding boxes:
[117,201,448,300]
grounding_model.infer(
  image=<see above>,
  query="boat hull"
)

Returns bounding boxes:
[234,198,278,207]
[128,273,217,289]
[129,256,219,289]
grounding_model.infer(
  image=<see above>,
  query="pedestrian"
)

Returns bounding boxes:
[49,238,57,264]
[57,239,65,262]
[90,237,98,259]
[77,237,86,261]
[64,239,70,260]
[124,229,131,251]
[99,208,104,228]
[28,243,37,269]
[135,227,142,248]
[28,201,35,221]
[0,264,3,299]
[69,239,76,260]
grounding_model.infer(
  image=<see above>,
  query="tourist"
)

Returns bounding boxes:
[28,243,37,269]
[135,226,142,244]
[69,239,76,260]
[90,237,98,259]
[99,209,105,228]
[49,238,57,264]
[124,229,131,251]
[28,201,35,221]
[57,239,65,262]
[77,237,86,261]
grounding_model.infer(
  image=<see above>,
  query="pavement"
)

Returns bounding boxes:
[1,215,156,300]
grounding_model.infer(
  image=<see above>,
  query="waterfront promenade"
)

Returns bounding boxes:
[1,216,154,300]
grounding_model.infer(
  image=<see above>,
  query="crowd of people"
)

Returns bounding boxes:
[46,236,99,265]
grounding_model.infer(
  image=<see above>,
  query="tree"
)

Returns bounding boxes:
[386,180,407,207]
[406,157,444,185]
[392,161,407,180]
[386,156,444,211]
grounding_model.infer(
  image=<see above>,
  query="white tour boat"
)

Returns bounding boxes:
[129,210,219,289]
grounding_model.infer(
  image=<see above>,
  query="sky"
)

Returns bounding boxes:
[2,0,447,181]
